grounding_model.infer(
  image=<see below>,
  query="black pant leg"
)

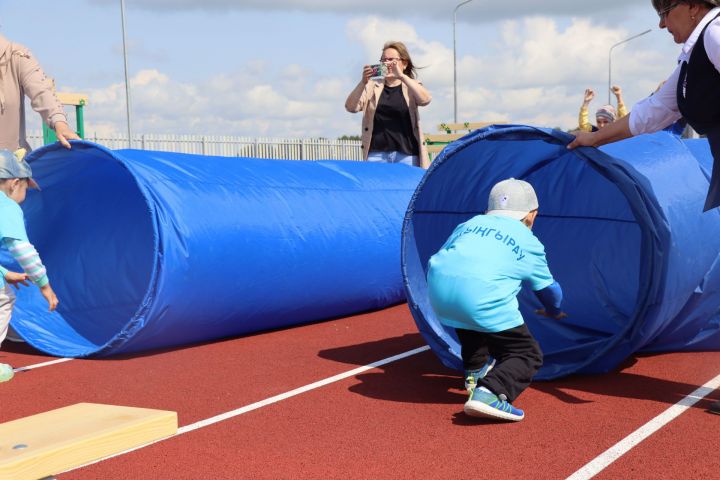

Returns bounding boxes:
[455,328,490,371]
[477,324,543,403]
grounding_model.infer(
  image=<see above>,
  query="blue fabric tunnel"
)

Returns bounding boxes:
[402,125,720,380]
[2,141,423,357]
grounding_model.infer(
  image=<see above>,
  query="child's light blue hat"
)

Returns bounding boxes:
[0,149,39,189]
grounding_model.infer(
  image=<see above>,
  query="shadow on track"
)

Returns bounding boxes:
[534,354,719,411]
[319,333,467,405]
[321,339,719,413]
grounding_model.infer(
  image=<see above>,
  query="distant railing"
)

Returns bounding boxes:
[26,131,364,161]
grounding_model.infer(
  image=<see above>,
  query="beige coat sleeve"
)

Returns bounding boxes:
[345,81,370,113]
[14,47,66,128]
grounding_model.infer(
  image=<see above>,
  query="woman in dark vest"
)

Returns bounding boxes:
[568,0,720,414]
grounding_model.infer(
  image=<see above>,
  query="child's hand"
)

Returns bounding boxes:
[535,309,567,320]
[40,284,59,312]
[4,271,29,289]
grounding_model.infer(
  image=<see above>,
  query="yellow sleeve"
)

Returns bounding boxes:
[578,104,592,132]
[617,102,629,119]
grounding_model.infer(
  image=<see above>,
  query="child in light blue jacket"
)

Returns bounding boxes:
[427,178,564,421]
[0,149,58,382]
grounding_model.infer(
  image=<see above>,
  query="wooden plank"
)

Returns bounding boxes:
[0,403,177,480]
[426,144,446,153]
[56,93,89,106]
[437,121,505,133]
[423,133,465,143]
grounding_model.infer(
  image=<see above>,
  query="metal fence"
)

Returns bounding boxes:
[26,131,363,161]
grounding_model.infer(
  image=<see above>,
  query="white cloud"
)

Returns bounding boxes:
[65,67,352,138]
[45,13,677,142]
[343,16,671,133]
[90,0,641,22]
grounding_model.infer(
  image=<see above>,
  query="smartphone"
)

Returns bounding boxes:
[369,63,387,80]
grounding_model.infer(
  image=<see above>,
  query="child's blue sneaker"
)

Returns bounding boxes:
[464,357,495,393]
[464,387,524,421]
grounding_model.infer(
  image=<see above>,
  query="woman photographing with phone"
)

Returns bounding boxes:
[345,41,432,169]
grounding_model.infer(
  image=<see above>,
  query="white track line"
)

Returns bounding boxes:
[13,357,74,372]
[566,372,720,480]
[178,344,430,433]
[59,345,431,475]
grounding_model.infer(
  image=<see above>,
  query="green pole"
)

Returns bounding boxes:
[43,122,57,145]
[76,99,86,139]
[43,99,85,144]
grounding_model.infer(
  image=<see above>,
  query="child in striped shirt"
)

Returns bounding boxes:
[0,149,58,381]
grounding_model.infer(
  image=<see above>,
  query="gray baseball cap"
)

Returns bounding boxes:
[486,178,538,220]
[0,149,39,189]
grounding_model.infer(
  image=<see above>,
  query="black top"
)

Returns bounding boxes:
[677,12,720,135]
[370,84,419,155]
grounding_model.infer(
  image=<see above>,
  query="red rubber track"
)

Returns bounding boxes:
[0,304,717,479]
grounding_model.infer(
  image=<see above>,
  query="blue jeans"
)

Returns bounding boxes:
[367,150,418,167]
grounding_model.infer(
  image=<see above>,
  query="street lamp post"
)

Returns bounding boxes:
[120,0,133,148]
[453,0,474,124]
[608,29,651,104]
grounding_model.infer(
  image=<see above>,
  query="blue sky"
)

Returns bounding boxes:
[1,1,680,139]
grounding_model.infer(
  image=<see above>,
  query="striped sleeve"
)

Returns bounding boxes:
[2,238,48,287]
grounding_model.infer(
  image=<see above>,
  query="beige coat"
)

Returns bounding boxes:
[0,35,67,151]
[345,79,429,168]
